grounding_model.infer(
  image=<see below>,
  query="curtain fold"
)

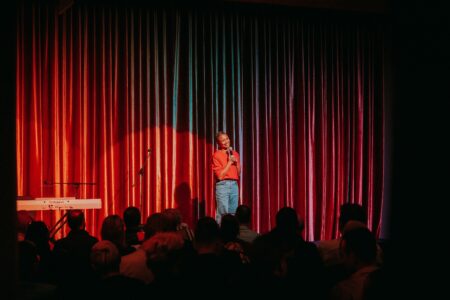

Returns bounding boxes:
[16,3,385,240]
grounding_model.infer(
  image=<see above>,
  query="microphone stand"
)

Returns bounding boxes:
[135,149,152,219]
[44,181,96,241]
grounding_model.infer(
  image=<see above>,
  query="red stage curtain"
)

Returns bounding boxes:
[16,2,385,240]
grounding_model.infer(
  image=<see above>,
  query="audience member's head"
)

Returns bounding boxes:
[340,227,377,271]
[67,210,85,231]
[101,215,125,248]
[220,214,240,243]
[235,204,251,225]
[338,203,367,233]
[90,240,121,276]
[275,207,299,233]
[162,208,182,231]
[143,212,170,240]
[194,217,220,250]
[25,221,51,254]
[123,206,141,229]
[143,232,184,278]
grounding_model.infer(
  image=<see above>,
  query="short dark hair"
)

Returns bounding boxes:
[215,131,227,142]
[195,217,219,245]
[123,206,141,228]
[275,207,299,231]
[144,213,171,239]
[162,208,182,230]
[220,214,239,242]
[235,204,251,224]
[101,215,125,247]
[339,203,367,231]
[67,210,84,230]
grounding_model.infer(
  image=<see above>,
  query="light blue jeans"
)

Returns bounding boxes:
[215,180,239,224]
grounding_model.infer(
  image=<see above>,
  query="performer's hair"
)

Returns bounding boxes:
[215,131,227,141]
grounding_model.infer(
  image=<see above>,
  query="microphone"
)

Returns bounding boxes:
[228,146,233,156]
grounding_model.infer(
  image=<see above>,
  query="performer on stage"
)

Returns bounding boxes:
[212,131,240,224]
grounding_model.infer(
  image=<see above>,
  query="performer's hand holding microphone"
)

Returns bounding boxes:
[228,147,237,164]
